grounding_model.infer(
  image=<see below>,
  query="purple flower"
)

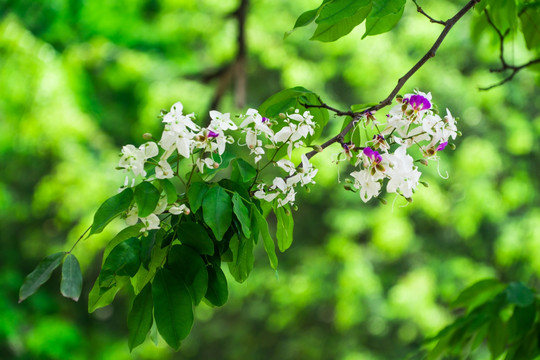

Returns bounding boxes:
[406,94,431,111]
[262,117,269,123]
[437,141,448,151]
[208,130,219,138]
[363,147,382,164]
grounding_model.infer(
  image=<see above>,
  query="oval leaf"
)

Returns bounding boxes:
[158,178,177,204]
[187,182,209,213]
[128,283,154,352]
[178,222,214,255]
[203,186,232,241]
[99,237,141,289]
[253,206,278,269]
[135,181,161,218]
[275,205,294,252]
[152,268,194,350]
[90,188,133,236]
[60,254,83,301]
[205,264,228,307]
[232,193,251,238]
[167,245,209,305]
[19,252,66,302]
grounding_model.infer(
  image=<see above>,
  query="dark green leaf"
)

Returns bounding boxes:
[205,264,228,306]
[227,234,254,283]
[451,279,505,310]
[152,268,193,350]
[363,0,405,38]
[275,205,294,252]
[520,5,540,50]
[90,188,133,236]
[284,8,318,39]
[128,283,153,351]
[203,186,233,241]
[231,159,257,183]
[505,282,535,307]
[253,206,278,269]
[487,315,507,359]
[259,86,314,118]
[167,245,208,305]
[187,182,209,213]
[103,224,145,260]
[135,181,161,218]
[508,302,536,341]
[177,222,214,255]
[159,178,177,204]
[19,252,66,302]
[232,193,252,238]
[60,254,83,301]
[99,237,141,288]
[311,3,372,42]
[88,277,125,313]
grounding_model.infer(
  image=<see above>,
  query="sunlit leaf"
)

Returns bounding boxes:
[60,254,83,301]
[135,181,161,218]
[90,188,133,236]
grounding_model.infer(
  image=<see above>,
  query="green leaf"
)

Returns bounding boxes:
[203,186,233,241]
[131,241,167,294]
[227,234,254,283]
[103,224,145,261]
[231,158,257,183]
[451,279,505,310]
[487,315,507,359]
[259,86,314,118]
[363,0,405,38]
[90,188,133,236]
[508,302,536,341]
[520,5,540,50]
[128,283,153,351]
[351,103,378,112]
[158,178,177,204]
[505,282,535,307]
[486,0,517,34]
[88,277,125,313]
[167,245,208,305]
[19,252,66,302]
[135,181,161,218]
[187,182,209,213]
[275,205,294,252]
[205,264,228,306]
[99,237,141,289]
[284,8,318,39]
[152,268,193,350]
[311,3,372,42]
[302,93,329,145]
[60,254,83,301]
[253,206,278,269]
[316,0,371,24]
[232,193,252,238]
[177,222,214,255]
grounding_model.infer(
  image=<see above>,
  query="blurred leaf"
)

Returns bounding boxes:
[259,86,314,118]
[135,181,160,218]
[203,186,232,241]
[167,245,208,305]
[275,205,294,252]
[451,279,505,310]
[178,222,214,255]
[228,234,254,283]
[508,302,536,341]
[152,268,193,350]
[232,193,252,238]
[253,206,278,269]
[311,2,372,42]
[90,188,133,236]
[19,252,66,302]
[363,0,405,38]
[128,283,153,351]
[187,182,209,213]
[487,315,507,359]
[519,5,540,50]
[505,282,535,307]
[205,264,228,306]
[60,254,83,301]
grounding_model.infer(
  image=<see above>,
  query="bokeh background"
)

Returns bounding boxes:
[1,0,539,359]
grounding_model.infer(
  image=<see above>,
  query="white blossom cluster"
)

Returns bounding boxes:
[238,109,319,207]
[349,91,458,202]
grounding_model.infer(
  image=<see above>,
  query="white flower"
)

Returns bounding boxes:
[195,157,217,173]
[276,159,296,175]
[154,195,168,214]
[140,213,160,232]
[384,146,421,198]
[351,169,382,203]
[155,160,174,179]
[169,203,190,215]
[209,110,237,131]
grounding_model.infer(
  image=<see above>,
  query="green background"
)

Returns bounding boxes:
[1,0,539,359]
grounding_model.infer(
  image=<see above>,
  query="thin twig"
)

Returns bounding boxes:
[302,0,481,162]
[413,0,446,25]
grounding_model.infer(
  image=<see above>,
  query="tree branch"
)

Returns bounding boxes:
[479,9,540,91]
[412,0,446,25]
[302,0,481,162]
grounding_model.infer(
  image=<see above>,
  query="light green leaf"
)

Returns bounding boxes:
[231,159,257,183]
[90,188,133,236]
[128,283,153,351]
[316,0,371,24]
[103,223,145,261]
[60,254,83,301]
[158,178,177,204]
[19,252,66,302]
[167,245,208,305]
[488,315,507,359]
[363,0,405,38]
[88,277,125,313]
[253,206,278,269]
[99,237,141,289]
[131,243,167,294]
[284,0,333,38]
[135,181,161,218]
[203,186,232,241]
[232,193,251,238]
[451,279,505,310]
[275,205,294,252]
[152,268,193,350]
[227,234,254,283]
[187,182,209,213]
[177,222,214,255]
[205,264,228,307]
[259,86,314,118]
[311,3,372,42]
[520,5,540,50]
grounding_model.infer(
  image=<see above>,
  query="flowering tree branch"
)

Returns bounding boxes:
[479,9,540,91]
[412,0,447,26]
[302,0,481,162]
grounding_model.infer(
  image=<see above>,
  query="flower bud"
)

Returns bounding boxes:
[418,159,429,166]
[420,181,429,188]
[375,164,385,172]
[405,109,414,117]
[312,145,323,152]
[344,178,352,184]
[401,104,408,111]
[213,162,220,169]
[405,197,413,203]
[457,131,462,136]
[377,197,387,205]
[284,208,291,216]
[396,95,403,103]
[279,113,286,119]
[142,133,153,140]
[183,208,191,215]
[344,185,353,191]
[449,143,456,150]
[293,205,298,211]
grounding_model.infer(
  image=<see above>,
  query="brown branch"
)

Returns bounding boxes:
[301,102,354,117]
[302,0,481,162]
[479,9,540,90]
[413,0,446,25]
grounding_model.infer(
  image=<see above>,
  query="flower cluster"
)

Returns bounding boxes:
[348,91,458,202]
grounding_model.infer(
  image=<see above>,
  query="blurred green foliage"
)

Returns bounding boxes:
[1,0,539,359]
